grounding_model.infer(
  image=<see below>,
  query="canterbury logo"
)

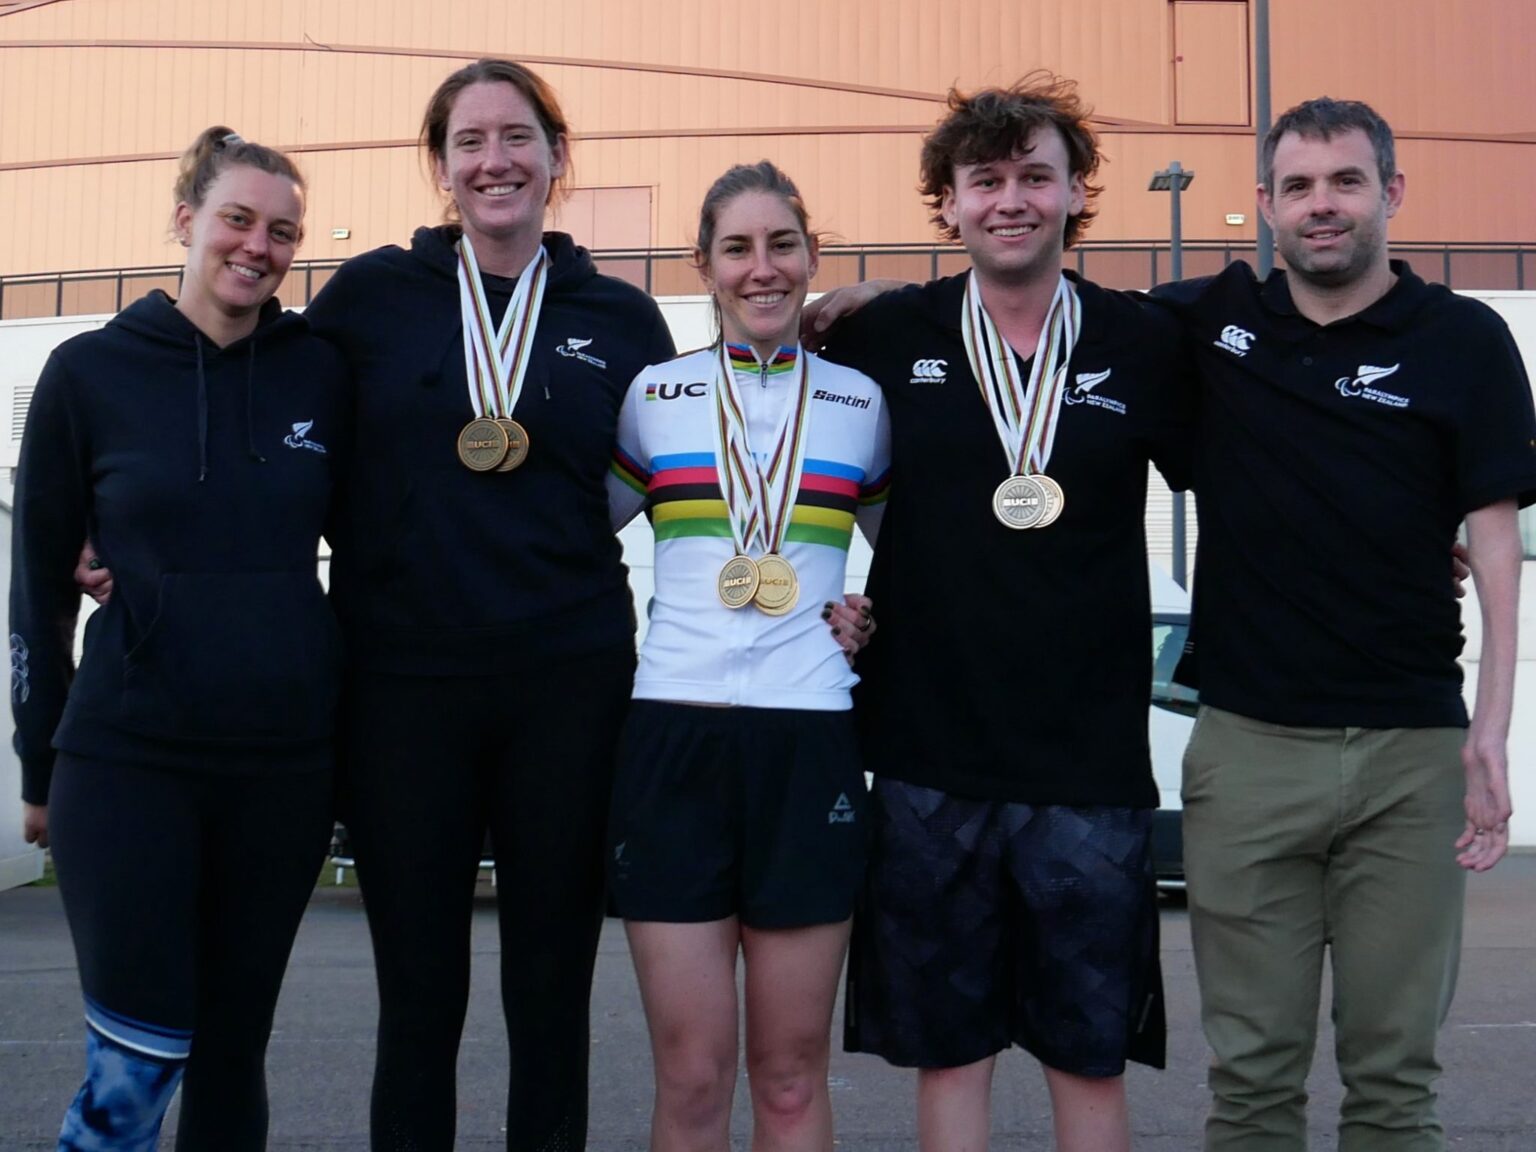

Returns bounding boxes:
[10,633,30,704]
[1215,325,1255,357]
[283,420,328,454]
[910,358,948,383]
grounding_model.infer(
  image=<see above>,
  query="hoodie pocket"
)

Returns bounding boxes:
[121,572,342,743]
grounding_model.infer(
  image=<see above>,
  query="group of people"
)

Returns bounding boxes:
[9,53,1533,1152]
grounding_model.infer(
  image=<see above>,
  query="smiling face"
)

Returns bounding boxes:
[433,80,566,259]
[1259,127,1403,289]
[699,189,819,357]
[941,125,1085,288]
[173,164,303,330]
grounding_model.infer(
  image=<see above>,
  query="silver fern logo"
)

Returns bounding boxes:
[283,420,328,454]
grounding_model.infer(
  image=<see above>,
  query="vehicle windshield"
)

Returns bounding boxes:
[1152,614,1200,717]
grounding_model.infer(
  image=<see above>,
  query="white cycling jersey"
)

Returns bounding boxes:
[608,344,890,710]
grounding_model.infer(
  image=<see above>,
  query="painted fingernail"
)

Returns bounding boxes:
[832,627,842,636]
[821,608,832,620]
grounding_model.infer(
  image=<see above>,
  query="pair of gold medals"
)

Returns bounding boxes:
[717,553,799,616]
[457,416,530,472]
[992,473,1065,530]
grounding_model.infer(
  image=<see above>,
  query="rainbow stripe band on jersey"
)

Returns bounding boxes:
[641,452,884,551]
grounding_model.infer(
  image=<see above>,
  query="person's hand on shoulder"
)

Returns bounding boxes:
[800,280,907,350]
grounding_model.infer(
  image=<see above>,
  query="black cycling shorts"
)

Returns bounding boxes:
[608,701,868,929]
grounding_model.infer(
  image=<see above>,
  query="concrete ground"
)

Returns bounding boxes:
[2,856,1533,1150]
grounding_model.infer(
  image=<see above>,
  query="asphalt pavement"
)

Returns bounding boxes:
[3,856,1534,1150]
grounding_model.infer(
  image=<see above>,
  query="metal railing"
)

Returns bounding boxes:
[3,240,1533,320]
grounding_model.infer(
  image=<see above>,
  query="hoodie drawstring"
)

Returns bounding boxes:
[194,338,267,481]
[246,343,266,464]
[195,338,209,483]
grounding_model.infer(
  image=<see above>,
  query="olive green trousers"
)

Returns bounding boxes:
[1183,706,1467,1152]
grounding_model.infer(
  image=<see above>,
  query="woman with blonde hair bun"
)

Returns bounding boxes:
[11,126,349,1150]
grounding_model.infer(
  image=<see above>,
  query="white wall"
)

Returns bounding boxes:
[1,290,1533,865]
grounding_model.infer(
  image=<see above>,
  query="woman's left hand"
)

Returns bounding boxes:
[824,595,875,665]
[22,803,48,850]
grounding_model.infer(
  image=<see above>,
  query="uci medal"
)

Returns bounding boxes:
[752,554,800,616]
[718,554,761,609]
[458,417,509,472]
[1030,473,1065,527]
[992,475,1048,530]
[495,418,530,472]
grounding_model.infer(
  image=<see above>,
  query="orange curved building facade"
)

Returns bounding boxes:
[2,0,1534,311]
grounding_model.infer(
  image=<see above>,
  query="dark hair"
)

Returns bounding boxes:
[173,126,305,213]
[1261,97,1396,193]
[692,160,817,268]
[420,58,574,208]
[918,73,1103,249]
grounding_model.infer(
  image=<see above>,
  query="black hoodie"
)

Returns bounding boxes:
[304,228,675,675]
[10,292,352,805]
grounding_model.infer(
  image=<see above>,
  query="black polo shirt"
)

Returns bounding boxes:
[820,272,1194,807]
[1154,260,1536,729]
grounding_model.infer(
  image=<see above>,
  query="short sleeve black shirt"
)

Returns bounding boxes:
[1155,260,1536,728]
[821,272,1195,807]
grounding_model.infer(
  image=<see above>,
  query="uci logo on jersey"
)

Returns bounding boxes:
[910,358,948,384]
[644,381,709,401]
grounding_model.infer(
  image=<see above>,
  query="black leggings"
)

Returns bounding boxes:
[343,646,635,1152]
[47,753,334,1152]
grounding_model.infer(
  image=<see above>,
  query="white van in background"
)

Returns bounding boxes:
[1149,564,1197,888]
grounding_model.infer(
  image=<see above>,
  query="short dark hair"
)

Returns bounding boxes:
[1261,97,1396,192]
[918,73,1103,249]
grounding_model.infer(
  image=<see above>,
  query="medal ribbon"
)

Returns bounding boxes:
[711,344,813,557]
[960,272,1081,477]
[456,235,549,422]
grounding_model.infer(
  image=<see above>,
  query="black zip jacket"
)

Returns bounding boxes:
[10,293,352,805]
[304,228,676,675]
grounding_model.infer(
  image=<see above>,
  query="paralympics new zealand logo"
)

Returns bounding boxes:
[1062,368,1126,415]
[283,420,328,454]
[1335,363,1410,408]
[557,337,608,370]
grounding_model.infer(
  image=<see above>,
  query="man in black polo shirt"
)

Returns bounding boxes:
[1155,99,1536,1151]
[814,77,1192,1152]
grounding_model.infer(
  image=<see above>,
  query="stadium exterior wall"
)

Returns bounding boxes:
[2,0,1534,283]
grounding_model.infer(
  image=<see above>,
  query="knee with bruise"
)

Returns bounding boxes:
[59,1029,187,1149]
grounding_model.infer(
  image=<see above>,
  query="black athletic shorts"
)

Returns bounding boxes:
[844,778,1166,1076]
[608,701,868,929]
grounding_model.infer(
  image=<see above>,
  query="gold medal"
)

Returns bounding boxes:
[752,553,800,616]
[458,417,509,472]
[495,418,530,471]
[992,475,1049,530]
[1030,473,1065,527]
[718,554,761,609]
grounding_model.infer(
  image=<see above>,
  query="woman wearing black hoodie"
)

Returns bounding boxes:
[10,129,349,1150]
[301,61,674,1151]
